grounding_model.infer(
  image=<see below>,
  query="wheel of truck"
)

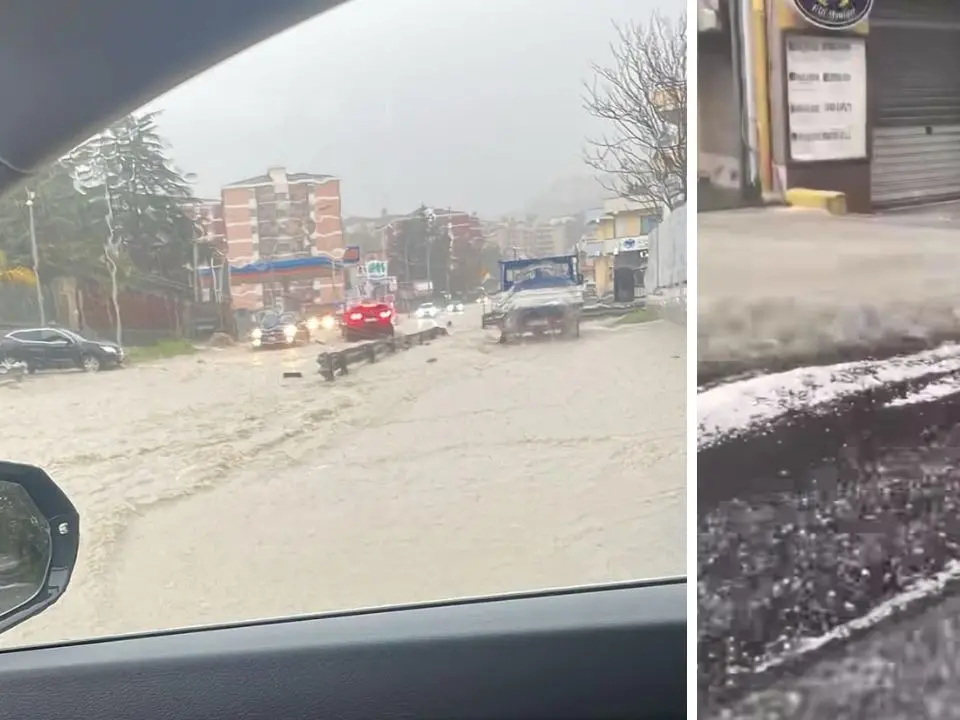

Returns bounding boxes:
[384,324,395,338]
[81,354,102,372]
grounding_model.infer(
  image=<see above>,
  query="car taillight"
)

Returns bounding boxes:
[379,310,392,319]
[350,312,363,321]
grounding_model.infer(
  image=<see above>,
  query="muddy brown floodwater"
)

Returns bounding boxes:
[1,308,685,648]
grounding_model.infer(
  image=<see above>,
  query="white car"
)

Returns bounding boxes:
[415,302,440,319]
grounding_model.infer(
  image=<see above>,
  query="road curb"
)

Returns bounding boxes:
[784,187,848,215]
[699,378,960,714]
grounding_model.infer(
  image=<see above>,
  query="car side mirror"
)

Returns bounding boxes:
[0,462,79,636]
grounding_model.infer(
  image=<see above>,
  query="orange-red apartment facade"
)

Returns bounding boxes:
[221,166,344,311]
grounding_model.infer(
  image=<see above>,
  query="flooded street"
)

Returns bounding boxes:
[1,308,684,647]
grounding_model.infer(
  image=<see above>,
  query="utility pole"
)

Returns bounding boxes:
[24,189,45,326]
[192,234,201,303]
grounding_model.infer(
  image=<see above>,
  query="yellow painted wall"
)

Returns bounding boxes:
[594,255,613,296]
[598,211,646,241]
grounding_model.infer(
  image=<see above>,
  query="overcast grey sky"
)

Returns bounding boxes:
[148,0,678,217]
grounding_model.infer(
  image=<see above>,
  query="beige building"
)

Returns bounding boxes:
[581,198,660,296]
[221,166,344,310]
[485,216,576,259]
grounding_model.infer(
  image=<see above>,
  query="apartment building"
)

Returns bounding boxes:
[185,198,228,303]
[485,216,577,259]
[221,166,344,310]
[190,198,226,246]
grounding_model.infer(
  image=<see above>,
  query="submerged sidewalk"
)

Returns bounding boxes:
[699,208,960,382]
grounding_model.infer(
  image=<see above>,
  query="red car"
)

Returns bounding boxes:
[340,301,395,342]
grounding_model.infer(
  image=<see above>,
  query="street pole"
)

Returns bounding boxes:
[25,189,45,326]
[192,237,201,302]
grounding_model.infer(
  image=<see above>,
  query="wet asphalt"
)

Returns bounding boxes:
[698,358,960,719]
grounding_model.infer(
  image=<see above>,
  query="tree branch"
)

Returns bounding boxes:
[583,12,687,209]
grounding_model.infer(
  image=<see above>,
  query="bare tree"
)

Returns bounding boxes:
[583,13,687,210]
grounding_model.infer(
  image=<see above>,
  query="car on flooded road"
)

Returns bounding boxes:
[414,302,440,320]
[301,302,341,334]
[250,311,312,350]
[339,301,395,342]
[0,327,124,373]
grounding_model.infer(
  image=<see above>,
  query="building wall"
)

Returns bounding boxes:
[222,187,259,310]
[597,209,659,241]
[313,177,344,255]
[699,29,741,191]
[221,168,345,310]
[765,0,870,210]
[594,255,614,296]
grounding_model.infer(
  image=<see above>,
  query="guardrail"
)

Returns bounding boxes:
[580,300,646,319]
[316,325,450,381]
[481,300,644,328]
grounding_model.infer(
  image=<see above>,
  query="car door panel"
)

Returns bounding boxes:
[40,331,76,368]
[0,579,685,720]
[7,331,46,368]
[1,337,29,364]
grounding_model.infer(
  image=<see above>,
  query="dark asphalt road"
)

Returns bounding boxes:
[699,356,960,718]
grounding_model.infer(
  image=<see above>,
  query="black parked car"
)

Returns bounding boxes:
[0,328,125,373]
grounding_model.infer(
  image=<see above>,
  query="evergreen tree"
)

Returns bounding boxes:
[66,110,196,286]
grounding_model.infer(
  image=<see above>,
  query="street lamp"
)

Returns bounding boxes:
[24,189,45,326]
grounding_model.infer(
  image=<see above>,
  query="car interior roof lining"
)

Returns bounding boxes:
[0,0,348,195]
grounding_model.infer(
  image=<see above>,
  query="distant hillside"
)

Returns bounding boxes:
[519,175,610,219]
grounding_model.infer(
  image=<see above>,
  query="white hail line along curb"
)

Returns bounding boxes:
[698,344,960,450]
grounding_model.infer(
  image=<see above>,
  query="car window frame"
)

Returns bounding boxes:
[8,330,44,342]
[39,329,74,344]
[56,328,86,344]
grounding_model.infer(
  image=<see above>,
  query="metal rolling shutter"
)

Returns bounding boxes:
[870,0,960,206]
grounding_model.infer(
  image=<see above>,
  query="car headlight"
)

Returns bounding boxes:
[101,346,118,354]
[251,328,262,340]
[320,315,336,331]
[306,316,320,331]
[283,324,297,338]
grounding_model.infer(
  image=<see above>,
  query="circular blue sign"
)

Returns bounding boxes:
[792,0,872,30]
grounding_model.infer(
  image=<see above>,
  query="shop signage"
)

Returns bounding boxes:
[785,35,867,163]
[791,0,872,31]
[616,237,650,254]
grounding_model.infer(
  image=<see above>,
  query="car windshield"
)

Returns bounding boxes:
[0,0,687,652]
[259,311,281,328]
